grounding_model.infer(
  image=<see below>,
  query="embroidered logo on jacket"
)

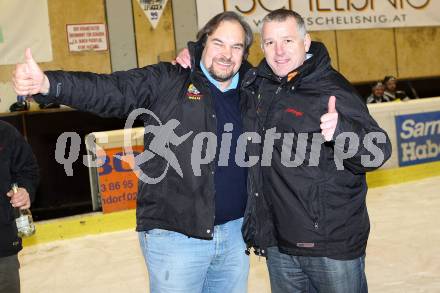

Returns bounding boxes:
[285,107,303,117]
[186,84,203,100]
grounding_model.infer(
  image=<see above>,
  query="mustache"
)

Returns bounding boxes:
[214,57,234,65]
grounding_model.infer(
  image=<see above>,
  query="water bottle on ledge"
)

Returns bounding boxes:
[12,183,36,237]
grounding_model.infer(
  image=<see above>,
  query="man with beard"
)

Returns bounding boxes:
[12,12,256,293]
[177,8,391,291]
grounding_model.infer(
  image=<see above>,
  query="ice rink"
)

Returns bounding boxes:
[19,176,440,293]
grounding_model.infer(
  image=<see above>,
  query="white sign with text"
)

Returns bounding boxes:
[67,24,108,52]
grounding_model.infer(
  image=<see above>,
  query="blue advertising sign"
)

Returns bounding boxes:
[395,111,440,167]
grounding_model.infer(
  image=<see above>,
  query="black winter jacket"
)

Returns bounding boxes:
[0,121,39,257]
[241,42,392,260]
[34,41,261,241]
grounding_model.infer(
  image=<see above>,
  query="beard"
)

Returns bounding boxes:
[208,57,236,82]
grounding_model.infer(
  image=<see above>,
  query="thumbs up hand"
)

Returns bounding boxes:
[320,95,338,141]
[12,48,50,96]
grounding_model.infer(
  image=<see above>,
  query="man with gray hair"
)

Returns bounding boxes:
[176,8,393,292]
[243,9,392,292]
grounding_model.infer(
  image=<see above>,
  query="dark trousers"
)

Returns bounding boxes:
[0,254,20,293]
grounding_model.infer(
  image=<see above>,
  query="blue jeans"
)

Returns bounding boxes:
[138,218,249,293]
[267,246,367,293]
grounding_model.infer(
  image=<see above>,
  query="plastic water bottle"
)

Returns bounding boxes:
[12,183,36,237]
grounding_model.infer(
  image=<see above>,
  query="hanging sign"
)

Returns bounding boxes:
[135,0,169,29]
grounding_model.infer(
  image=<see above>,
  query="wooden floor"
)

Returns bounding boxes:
[19,176,440,292]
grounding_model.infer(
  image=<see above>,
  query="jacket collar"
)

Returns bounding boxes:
[254,41,332,85]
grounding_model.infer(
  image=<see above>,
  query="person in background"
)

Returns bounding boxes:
[366,81,390,104]
[383,75,410,101]
[0,120,39,293]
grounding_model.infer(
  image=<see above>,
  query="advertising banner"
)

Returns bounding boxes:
[196,0,440,32]
[395,111,440,167]
[97,146,144,213]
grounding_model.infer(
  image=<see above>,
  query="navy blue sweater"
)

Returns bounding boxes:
[208,83,248,225]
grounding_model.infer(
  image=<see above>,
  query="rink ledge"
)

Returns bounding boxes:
[23,161,440,247]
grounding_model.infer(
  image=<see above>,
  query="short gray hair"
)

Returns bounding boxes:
[261,9,307,38]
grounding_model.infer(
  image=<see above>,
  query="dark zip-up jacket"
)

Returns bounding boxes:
[0,121,39,257]
[34,41,259,240]
[241,42,392,260]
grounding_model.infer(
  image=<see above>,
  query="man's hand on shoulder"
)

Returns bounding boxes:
[172,48,191,69]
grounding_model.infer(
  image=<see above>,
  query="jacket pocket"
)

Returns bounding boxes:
[309,184,326,233]
[277,96,322,135]
[242,166,277,251]
[242,170,258,247]
[146,228,177,237]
